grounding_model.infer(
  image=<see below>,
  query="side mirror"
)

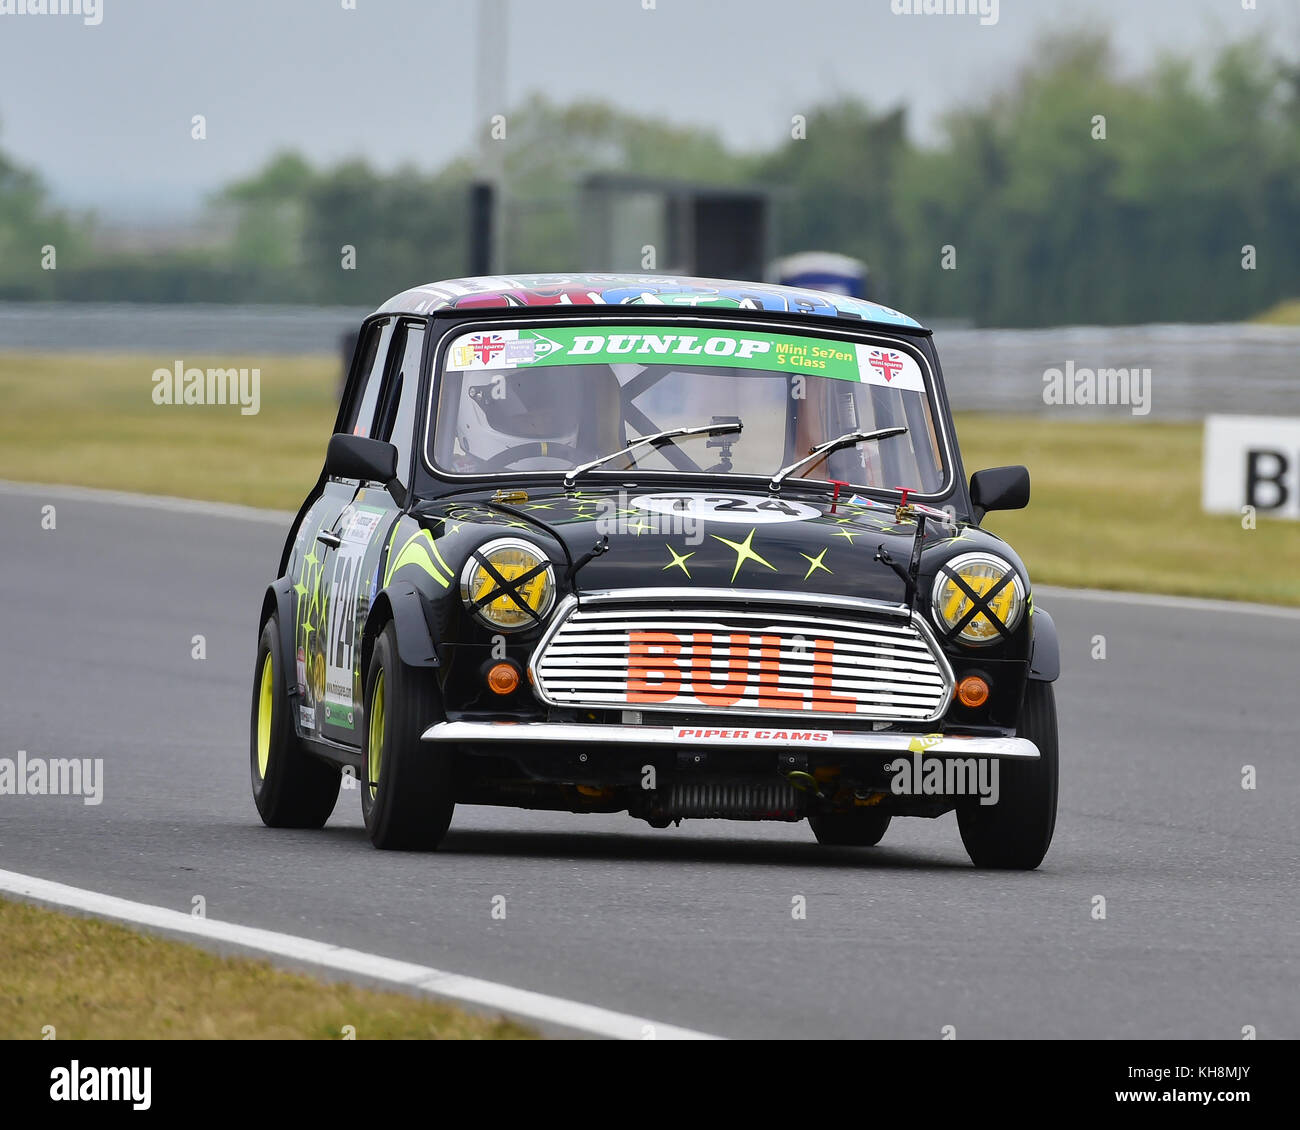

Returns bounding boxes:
[969,465,1030,521]
[325,433,405,505]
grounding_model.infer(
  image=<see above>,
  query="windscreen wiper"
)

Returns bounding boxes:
[563,421,743,491]
[768,426,907,495]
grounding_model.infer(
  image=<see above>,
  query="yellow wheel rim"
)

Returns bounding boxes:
[368,670,385,799]
[256,652,273,777]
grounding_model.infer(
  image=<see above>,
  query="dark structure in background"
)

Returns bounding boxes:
[580,174,773,279]
[468,181,497,277]
[340,176,777,386]
[344,179,497,388]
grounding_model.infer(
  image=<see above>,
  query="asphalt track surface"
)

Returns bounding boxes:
[2,484,1297,1039]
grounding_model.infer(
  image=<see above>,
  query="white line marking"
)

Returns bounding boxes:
[1035,585,1300,620]
[0,479,294,525]
[2,480,1296,615]
[0,869,719,1041]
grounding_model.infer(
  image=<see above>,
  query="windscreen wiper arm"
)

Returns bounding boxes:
[768,426,908,494]
[563,421,743,491]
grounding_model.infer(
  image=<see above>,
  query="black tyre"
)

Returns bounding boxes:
[957,679,1059,870]
[809,808,892,846]
[250,615,340,828]
[361,622,455,850]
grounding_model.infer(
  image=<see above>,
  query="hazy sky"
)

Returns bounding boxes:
[0,0,1293,221]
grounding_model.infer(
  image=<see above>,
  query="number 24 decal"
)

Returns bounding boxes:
[702,496,801,515]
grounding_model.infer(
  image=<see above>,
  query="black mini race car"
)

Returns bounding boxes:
[251,274,1059,868]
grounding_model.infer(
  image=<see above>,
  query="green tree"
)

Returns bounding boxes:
[758,100,911,302]
[216,150,316,276]
[0,122,90,299]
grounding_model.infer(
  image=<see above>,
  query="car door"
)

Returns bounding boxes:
[316,319,427,745]
[292,317,393,740]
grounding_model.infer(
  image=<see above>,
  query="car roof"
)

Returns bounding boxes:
[375,273,924,330]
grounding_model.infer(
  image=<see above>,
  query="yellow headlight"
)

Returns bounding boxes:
[931,552,1026,644]
[460,538,556,631]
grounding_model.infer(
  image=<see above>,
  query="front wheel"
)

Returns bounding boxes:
[957,679,1059,870]
[250,614,340,828]
[361,622,455,850]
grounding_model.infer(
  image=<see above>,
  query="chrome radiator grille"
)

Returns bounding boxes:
[530,591,953,722]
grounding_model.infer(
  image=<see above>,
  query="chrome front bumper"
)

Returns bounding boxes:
[422,721,1039,760]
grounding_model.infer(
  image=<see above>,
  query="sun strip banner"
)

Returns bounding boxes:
[445,326,926,391]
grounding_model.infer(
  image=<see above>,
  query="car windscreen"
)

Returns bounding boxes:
[428,324,946,494]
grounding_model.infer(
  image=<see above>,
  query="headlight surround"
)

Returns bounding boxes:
[931,552,1026,645]
[460,537,556,631]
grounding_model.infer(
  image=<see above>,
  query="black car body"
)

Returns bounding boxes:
[251,274,1060,868]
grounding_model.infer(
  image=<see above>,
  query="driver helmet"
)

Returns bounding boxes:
[456,366,624,468]
[456,368,581,466]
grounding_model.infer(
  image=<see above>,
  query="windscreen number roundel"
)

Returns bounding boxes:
[633,492,819,525]
[324,506,384,728]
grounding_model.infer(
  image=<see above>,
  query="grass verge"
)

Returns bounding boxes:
[0,351,335,510]
[1250,299,1300,325]
[0,896,536,1039]
[3,350,1296,605]
[957,414,1299,606]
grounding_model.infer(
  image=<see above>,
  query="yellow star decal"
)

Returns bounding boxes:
[309,567,325,615]
[800,547,832,580]
[630,518,652,535]
[711,528,776,582]
[931,528,977,548]
[833,527,860,543]
[663,546,695,578]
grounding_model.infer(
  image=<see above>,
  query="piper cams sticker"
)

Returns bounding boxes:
[674,727,832,743]
[633,492,820,524]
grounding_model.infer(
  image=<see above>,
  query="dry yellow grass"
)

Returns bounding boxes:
[957,414,1300,606]
[0,897,535,1040]
[0,351,336,509]
[1251,299,1300,325]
